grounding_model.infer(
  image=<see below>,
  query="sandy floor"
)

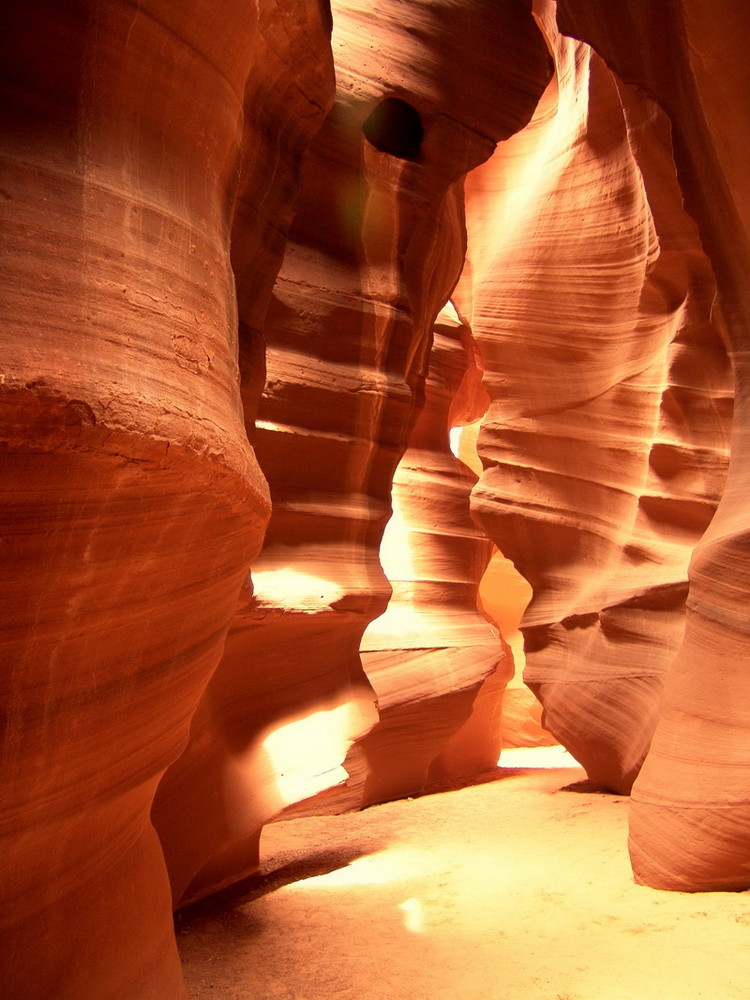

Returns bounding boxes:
[177,760,750,1000]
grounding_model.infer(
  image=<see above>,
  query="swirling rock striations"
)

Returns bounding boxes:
[462,1,731,795]
[557,0,750,890]
[153,0,551,905]
[150,0,338,910]
[356,306,504,806]
[447,423,550,751]
[1,3,269,997]
[4,8,748,1000]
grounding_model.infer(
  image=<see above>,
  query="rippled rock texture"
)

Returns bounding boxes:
[555,0,750,891]
[152,0,551,906]
[463,2,733,800]
[1,3,271,997]
[2,1,750,997]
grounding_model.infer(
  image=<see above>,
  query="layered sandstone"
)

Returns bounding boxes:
[154,0,552,907]
[462,1,732,796]
[556,0,750,891]
[4,5,750,999]
[150,0,338,910]
[1,3,270,997]
[355,305,504,806]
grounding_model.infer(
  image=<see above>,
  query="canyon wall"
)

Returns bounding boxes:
[150,0,340,910]
[1,3,272,997]
[152,0,551,907]
[462,3,732,800]
[555,0,750,891]
[2,2,750,997]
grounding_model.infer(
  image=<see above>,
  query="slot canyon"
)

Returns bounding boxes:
[2,1,749,998]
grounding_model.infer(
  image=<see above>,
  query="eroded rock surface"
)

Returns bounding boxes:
[153,0,551,906]
[462,1,732,796]
[150,0,338,910]
[1,3,270,997]
[556,0,750,891]
[3,3,750,997]
[355,306,505,806]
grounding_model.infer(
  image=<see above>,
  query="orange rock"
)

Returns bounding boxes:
[556,0,750,890]
[1,3,269,996]
[5,7,749,998]
[154,0,551,905]
[463,2,731,796]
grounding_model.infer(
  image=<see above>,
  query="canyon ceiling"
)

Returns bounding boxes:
[2,1,750,997]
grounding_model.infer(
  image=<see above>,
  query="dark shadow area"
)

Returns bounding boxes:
[175,899,265,942]
[362,97,424,160]
[175,843,383,930]
[400,765,557,801]
[560,777,623,795]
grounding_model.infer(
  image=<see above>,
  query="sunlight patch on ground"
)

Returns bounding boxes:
[180,767,750,1000]
[498,744,582,769]
[397,898,424,933]
[286,848,428,890]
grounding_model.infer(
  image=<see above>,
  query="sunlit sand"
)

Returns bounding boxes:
[179,767,750,999]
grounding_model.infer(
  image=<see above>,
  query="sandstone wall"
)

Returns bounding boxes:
[3,3,750,997]
[1,3,270,996]
[462,2,732,800]
[556,0,750,891]
[153,0,551,906]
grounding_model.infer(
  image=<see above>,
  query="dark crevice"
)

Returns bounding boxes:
[362,97,424,160]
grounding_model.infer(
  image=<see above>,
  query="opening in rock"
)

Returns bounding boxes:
[362,97,424,160]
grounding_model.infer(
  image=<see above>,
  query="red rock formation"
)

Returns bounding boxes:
[447,424,551,751]
[150,0,338,910]
[556,0,750,891]
[356,305,504,805]
[153,0,552,907]
[5,6,748,998]
[462,1,731,796]
[1,3,270,997]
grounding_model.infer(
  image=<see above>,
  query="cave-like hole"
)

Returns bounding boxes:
[362,97,424,160]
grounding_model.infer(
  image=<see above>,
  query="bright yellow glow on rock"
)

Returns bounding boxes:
[262,704,355,805]
[435,299,462,325]
[478,551,531,655]
[251,567,345,609]
[375,496,416,583]
[448,425,463,461]
[448,420,484,476]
